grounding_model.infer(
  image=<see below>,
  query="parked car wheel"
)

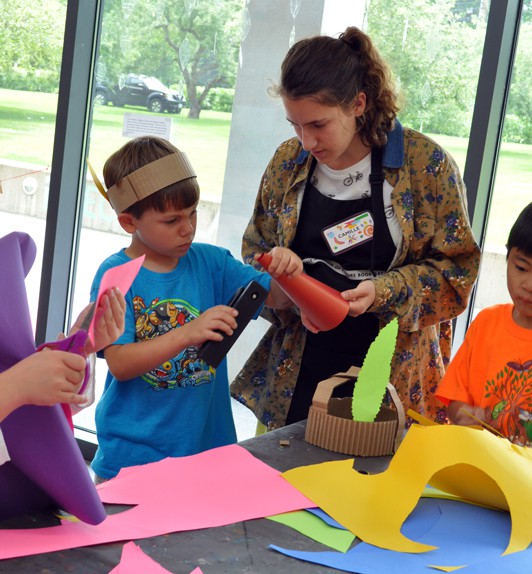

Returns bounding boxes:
[93,90,110,105]
[148,97,165,113]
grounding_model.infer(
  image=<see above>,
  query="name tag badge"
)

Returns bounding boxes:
[322,211,374,255]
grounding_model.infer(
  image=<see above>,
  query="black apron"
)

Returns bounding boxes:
[286,150,396,424]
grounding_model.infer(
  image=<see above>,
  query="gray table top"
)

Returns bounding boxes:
[0,421,390,574]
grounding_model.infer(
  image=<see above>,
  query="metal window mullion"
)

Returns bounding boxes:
[35,0,102,345]
[452,0,522,351]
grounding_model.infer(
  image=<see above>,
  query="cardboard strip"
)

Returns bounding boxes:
[305,369,405,456]
[107,152,196,213]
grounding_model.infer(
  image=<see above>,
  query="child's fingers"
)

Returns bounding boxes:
[103,287,126,319]
[90,288,126,352]
[195,306,240,340]
[204,316,236,337]
[205,305,238,322]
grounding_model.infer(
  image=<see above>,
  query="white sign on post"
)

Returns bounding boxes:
[122,113,172,140]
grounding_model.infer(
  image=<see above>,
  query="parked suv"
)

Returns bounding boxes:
[94,74,185,114]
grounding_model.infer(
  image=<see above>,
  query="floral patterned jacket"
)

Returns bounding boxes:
[230,122,481,430]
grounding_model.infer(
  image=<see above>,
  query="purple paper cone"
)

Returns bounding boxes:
[0,232,106,525]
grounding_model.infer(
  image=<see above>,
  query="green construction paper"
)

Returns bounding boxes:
[266,510,356,553]
[351,318,399,422]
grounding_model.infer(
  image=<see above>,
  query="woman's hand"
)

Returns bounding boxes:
[341,280,376,317]
[301,311,320,333]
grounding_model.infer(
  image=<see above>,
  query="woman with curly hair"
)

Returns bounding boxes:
[230,26,480,430]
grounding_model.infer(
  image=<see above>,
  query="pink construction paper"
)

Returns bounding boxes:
[108,541,203,573]
[88,255,145,344]
[0,444,313,559]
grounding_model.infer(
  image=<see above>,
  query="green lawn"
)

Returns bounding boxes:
[430,133,532,249]
[1,88,530,248]
[0,88,231,201]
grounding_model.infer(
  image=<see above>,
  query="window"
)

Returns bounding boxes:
[0,1,68,326]
[473,4,531,315]
[1,0,528,450]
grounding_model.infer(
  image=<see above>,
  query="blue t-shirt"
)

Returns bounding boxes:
[90,243,270,479]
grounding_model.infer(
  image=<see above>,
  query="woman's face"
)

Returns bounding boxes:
[282,95,366,170]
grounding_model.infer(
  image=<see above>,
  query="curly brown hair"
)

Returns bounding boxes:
[103,135,199,217]
[272,27,400,148]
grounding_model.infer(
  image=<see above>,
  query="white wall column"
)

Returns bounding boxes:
[217,0,366,382]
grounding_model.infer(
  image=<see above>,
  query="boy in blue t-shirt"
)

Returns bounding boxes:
[90,135,301,481]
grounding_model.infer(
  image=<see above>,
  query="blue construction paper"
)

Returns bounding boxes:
[270,499,531,573]
[306,508,347,530]
[463,551,532,573]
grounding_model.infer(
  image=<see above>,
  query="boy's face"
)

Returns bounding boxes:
[129,202,198,261]
[507,247,532,329]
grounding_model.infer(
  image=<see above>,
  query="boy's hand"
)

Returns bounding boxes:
[341,280,376,317]
[184,305,239,346]
[259,247,303,278]
[90,287,126,353]
[447,400,489,426]
[70,287,126,354]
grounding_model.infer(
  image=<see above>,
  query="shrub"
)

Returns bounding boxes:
[503,114,531,145]
[0,68,59,94]
[195,87,234,113]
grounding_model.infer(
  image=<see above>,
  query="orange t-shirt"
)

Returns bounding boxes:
[436,304,532,446]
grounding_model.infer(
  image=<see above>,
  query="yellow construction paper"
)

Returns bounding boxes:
[407,409,440,426]
[284,424,532,555]
[422,485,464,503]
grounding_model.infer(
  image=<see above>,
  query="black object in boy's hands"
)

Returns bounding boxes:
[199,280,268,368]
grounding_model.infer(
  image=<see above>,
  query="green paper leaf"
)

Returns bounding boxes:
[351,318,399,422]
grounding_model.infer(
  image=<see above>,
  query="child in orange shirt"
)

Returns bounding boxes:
[436,202,532,445]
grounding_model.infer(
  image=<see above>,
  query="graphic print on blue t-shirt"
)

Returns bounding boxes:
[133,294,214,390]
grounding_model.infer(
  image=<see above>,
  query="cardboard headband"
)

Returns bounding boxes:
[92,152,197,214]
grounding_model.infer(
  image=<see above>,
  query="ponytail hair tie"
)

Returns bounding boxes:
[339,34,361,52]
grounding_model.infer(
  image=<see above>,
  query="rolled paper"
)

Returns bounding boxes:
[0,232,106,525]
[257,252,349,331]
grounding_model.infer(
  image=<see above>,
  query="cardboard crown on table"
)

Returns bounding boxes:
[305,366,405,457]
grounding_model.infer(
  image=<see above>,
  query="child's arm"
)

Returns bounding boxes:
[447,400,489,426]
[103,305,239,381]
[0,351,87,422]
